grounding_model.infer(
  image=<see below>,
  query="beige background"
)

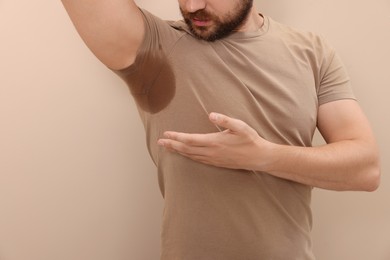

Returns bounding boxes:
[0,0,389,259]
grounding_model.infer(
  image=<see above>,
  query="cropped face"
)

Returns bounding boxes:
[179,0,253,41]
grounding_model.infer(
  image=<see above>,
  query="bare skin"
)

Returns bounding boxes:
[61,0,144,70]
[60,0,262,69]
[158,100,381,191]
[61,0,381,191]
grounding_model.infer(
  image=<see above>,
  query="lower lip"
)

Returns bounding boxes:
[192,19,211,27]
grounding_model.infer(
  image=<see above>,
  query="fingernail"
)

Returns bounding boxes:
[210,112,219,122]
[157,140,165,147]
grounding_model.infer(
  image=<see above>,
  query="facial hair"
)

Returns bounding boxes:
[180,0,254,42]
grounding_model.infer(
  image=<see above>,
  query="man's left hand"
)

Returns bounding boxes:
[157,112,271,170]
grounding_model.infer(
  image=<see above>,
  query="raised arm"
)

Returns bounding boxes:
[61,0,144,70]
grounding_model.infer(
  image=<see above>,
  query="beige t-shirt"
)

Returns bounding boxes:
[115,9,355,260]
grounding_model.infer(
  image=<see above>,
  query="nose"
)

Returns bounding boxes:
[185,0,206,13]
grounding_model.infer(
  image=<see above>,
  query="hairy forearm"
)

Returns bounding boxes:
[259,139,381,191]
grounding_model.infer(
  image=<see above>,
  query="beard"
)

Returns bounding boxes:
[180,0,254,42]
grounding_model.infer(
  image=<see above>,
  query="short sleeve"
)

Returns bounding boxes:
[317,39,356,105]
[112,9,183,95]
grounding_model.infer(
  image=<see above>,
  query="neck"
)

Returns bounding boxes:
[236,7,264,33]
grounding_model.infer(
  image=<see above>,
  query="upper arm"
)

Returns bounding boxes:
[317,99,376,145]
[61,0,144,70]
[317,100,381,191]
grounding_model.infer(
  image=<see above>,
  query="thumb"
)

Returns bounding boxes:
[209,112,246,133]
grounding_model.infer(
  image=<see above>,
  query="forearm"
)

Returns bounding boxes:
[158,109,381,192]
[259,139,380,191]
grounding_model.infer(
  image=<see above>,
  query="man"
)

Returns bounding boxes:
[61,0,380,259]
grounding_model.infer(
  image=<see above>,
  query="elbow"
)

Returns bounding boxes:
[360,154,381,192]
[364,167,381,192]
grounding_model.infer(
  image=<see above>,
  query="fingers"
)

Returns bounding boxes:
[157,138,222,167]
[209,112,247,133]
[157,137,209,156]
[157,131,211,155]
[161,131,213,147]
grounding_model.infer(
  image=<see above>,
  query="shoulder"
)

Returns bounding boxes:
[266,16,336,64]
[269,17,332,50]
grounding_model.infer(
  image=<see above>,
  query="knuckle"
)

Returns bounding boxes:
[222,116,229,124]
[185,136,196,145]
[179,144,191,153]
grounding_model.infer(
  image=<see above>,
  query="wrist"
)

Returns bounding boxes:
[251,137,279,172]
